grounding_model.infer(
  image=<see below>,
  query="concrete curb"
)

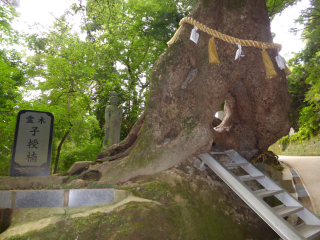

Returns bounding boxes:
[0,188,114,209]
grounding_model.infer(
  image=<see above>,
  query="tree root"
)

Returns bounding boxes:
[95,112,145,162]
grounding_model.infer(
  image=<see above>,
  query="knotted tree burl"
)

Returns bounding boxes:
[93,0,291,184]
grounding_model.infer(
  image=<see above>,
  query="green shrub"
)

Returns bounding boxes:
[0,157,10,176]
[279,135,290,145]
[55,138,102,174]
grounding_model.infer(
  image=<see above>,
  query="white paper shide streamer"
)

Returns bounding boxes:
[190,26,199,44]
[235,44,245,60]
[275,50,286,70]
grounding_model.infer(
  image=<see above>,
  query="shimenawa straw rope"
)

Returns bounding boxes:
[167,17,291,78]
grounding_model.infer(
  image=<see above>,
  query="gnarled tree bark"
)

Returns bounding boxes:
[92,0,291,184]
[95,112,145,162]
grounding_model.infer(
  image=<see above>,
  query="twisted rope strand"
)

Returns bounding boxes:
[167,17,282,51]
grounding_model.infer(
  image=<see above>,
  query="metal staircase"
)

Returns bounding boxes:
[198,150,320,240]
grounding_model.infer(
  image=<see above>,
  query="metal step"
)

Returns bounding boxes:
[238,174,264,182]
[254,189,284,198]
[198,150,320,240]
[273,205,304,217]
[296,223,320,239]
[224,162,249,168]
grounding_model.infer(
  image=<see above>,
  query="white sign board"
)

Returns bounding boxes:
[10,110,54,176]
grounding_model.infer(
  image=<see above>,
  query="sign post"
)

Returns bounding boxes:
[10,110,54,177]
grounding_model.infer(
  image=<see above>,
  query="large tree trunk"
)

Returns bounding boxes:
[93,0,291,184]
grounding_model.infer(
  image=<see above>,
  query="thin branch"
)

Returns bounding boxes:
[0,0,12,6]
[49,12,81,37]
[51,91,67,105]
[53,121,73,174]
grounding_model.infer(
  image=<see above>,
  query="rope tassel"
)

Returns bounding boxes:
[285,65,291,76]
[261,49,278,79]
[208,37,220,65]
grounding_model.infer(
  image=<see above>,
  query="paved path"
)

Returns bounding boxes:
[279,156,320,215]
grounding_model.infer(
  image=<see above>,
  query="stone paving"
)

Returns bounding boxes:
[0,191,11,209]
[0,189,114,208]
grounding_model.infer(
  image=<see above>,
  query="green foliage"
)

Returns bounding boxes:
[0,4,19,45]
[79,0,194,135]
[298,105,320,135]
[282,0,320,141]
[24,16,115,173]
[54,138,102,174]
[280,135,290,145]
[0,4,27,176]
[266,0,301,18]
[279,135,291,151]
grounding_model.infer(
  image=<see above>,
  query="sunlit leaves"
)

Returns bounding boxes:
[284,1,320,139]
[0,4,19,45]
[266,0,301,18]
[0,5,26,175]
[78,0,193,134]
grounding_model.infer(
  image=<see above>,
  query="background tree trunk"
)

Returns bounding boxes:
[94,0,291,184]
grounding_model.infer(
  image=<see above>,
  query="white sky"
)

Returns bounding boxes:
[271,0,310,59]
[14,0,76,30]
